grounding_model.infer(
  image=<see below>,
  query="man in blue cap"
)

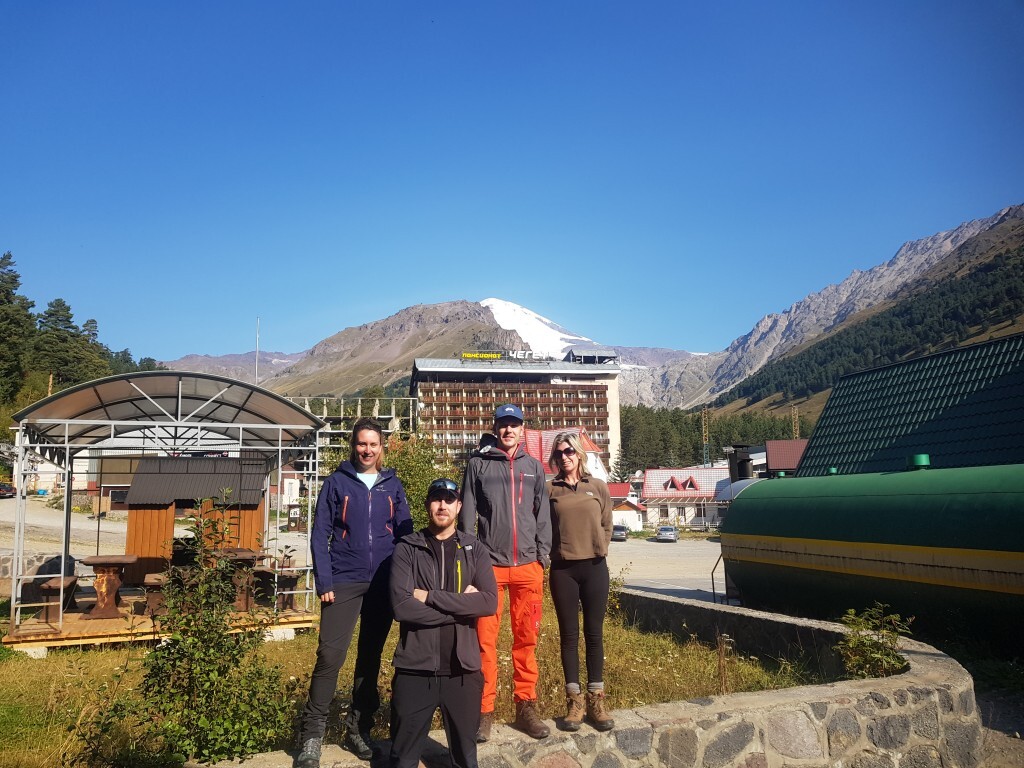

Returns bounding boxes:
[458,404,552,742]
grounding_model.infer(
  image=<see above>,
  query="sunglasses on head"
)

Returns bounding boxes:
[427,478,459,497]
[553,446,577,458]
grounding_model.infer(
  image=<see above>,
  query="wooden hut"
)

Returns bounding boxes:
[124,454,269,584]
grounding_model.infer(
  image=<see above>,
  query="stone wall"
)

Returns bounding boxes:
[472,589,981,768]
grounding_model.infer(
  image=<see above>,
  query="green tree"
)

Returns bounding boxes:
[0,252,36,402]
[29,299,112,389]
[37,297,77,333]
[384,434,459,530]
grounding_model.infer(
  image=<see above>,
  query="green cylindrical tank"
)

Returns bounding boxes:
[720,464,1024,647]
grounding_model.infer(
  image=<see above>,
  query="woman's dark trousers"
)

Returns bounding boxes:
[300,571,393,741]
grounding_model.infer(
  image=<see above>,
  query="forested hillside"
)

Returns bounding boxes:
[0,252,163,440]
[612,405,812,478]
[714,242,1024,408]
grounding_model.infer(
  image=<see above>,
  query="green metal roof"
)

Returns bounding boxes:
[798,333,1024,476]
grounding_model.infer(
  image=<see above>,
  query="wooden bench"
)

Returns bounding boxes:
[142,573,168,617]
[38,576,78,623]
[253,566,301,612]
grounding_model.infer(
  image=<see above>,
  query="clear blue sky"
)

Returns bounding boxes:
[3,2,1023,361]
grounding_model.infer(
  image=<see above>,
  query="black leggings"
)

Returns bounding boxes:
[549,557,609,686]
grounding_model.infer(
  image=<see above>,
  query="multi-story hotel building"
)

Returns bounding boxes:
[410,349,621,464]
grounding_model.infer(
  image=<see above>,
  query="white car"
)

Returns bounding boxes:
[656,525,678,542]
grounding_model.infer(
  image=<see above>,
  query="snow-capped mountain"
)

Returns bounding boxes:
[480,298,597,358]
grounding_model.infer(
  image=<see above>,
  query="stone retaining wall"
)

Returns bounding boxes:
[205,589,982,768]
[473,589,980,768]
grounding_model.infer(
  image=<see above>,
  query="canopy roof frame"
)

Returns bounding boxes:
[7,372,326,638]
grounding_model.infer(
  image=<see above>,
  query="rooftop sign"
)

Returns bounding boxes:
[461,350,550,361]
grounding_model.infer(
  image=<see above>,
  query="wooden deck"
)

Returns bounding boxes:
[2,590,316,653]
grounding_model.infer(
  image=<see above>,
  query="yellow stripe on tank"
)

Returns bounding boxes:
[720,533,1024,595]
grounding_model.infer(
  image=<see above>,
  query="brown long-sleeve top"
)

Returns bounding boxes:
[546,475,613,562]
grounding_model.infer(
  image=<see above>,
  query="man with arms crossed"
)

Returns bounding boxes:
[459,404,552,741]
[389,478,497,768]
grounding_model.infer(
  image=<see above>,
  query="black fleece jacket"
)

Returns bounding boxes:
[389,528,498,673]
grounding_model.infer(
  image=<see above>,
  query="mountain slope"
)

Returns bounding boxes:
[260,301,526,396]
[160,351,305,385]
[622,205,1023,408]
[159,204,1024,408]
[714,207,1024,410]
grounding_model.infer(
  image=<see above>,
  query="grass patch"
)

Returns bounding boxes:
[0,579,824,765]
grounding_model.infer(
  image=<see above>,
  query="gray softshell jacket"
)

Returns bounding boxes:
[458,445,552,567]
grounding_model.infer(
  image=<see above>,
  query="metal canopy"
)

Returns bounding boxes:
[13,371,326,466]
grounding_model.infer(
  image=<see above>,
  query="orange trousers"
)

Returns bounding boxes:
[477,561,544,712]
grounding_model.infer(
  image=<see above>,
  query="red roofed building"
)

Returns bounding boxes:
[765,439,809,477]
[640,466,731,527]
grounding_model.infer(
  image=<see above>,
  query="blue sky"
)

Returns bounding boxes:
[3,2,1023,361]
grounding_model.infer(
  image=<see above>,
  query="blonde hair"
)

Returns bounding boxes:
[548,431,591,478]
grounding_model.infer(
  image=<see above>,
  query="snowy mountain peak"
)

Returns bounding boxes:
[479,298,595,358]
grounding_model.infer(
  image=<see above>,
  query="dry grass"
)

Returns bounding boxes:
[0,586,823,765]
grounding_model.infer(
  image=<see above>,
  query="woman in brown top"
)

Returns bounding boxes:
[546,432,614,732]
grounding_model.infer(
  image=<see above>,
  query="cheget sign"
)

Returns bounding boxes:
[460,350,547,361]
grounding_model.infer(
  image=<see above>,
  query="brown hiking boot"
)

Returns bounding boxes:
[514,699,550,739]
[561,691,585,731]
[586,690,614,731]
[476,711,494,743]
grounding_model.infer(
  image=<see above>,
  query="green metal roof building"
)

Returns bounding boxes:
[798,333,1024,476]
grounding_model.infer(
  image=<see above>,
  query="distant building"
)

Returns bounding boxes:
[764,439,808,477]
[640,466,732,527]
[410,349,621,463]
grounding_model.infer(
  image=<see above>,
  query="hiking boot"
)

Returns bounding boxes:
[514,699,550,739]
[586,690,615,731]
[343,729,374,761]
[561,691,585,732]
[476,711,494,743]
[295,737,322,768]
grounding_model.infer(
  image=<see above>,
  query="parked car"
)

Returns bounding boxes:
[0,483,15,498]
[656,525,679,542]
[611,524,629,542]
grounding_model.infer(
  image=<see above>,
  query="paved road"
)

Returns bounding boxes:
[2,499,724,600]
[606,536,725,603]
[0,497,312,565]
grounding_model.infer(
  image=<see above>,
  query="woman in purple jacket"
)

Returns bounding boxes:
[297,418,413,768]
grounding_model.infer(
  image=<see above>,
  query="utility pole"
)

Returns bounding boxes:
[701,404,710,467]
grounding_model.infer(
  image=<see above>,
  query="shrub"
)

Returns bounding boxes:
[68,502,302,767]
[834,602,913,679]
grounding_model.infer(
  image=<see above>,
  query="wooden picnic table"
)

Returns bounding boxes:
[81,554,139,619]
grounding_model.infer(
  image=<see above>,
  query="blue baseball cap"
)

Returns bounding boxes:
[494,403,524,422]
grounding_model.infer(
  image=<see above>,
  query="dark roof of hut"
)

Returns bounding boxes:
[126,455,267,506]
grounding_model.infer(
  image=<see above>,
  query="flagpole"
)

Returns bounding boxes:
[255,316,260,385]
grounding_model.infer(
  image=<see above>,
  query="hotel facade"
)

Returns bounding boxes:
[410,349,621,464]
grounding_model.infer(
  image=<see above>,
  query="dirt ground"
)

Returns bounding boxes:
[977,689,1024,767]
